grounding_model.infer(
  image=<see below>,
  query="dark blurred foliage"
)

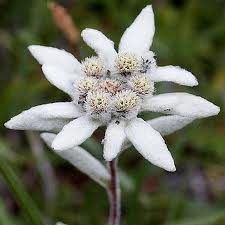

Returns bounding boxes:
[0,0,225,225]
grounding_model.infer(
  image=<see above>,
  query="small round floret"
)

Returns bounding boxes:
[113,90,140,119]
[78,77,98,93]
[116,53,140,75]
[100,79,122,95]
[128,74,154,96]
[82,56,106,77]
[85,91,110,113]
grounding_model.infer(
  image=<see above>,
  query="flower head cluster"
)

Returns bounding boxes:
[76,51,155,122]
[5,5,220,174]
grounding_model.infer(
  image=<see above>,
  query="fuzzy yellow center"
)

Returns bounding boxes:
[116,53,139,75]
[86,91,109,112]
[78,77,97,93]
[114,90,140,112]
[82,57,105,77]
[129,74,154,95]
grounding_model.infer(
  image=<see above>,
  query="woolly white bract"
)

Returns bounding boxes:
[5,5,220,172]
[41,133,110,188]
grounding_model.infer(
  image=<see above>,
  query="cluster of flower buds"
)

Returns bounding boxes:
[76,52,156,122]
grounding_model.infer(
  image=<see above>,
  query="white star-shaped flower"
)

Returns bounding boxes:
[5,5,220,172]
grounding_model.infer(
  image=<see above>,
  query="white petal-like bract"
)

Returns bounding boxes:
[41,133,110,188]
[122,115,195,150]
[5,118,69,132]
[103,120,127,161]
[119,5,155,54]
[4,102,81,131]
[81,29,117,67]
[150,66,198,86]
[29,45,81,73]
[148,115,195,136]
[126,118,176,171]
[52,116,102,151]
[42,65,81,95]
[142,93,220,118]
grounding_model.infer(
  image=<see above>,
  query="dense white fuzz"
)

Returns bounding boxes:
[142,92,220,118]
[7,102,81,119]
[4,102,82,131]
[126,118,176,171]
[103,120,127,161]
[28,45,81,73]
[52,116,102,151]
[100,79,122,94]
[81,28,117,67]
[41,133,110,188]
[116,52,140,75]
[78,77,98,93]
[128,74,154,96]
[150,66,198,86]
[82,56,106,77]
[148,115,195,136]
[42,65,81,95]
[5,118,70,132]
[119,5,155,54]
[114,90,140,119]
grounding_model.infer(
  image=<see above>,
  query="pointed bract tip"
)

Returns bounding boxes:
[204,104,220,117]
[40,133,51,142]
[81,28,92,37]
[193,78,199,86]
[40,133,46,139]
[164,161,176,172]
[156,154,176,172]
[143,5,153,12]
[51,140,67,152]
[28,45,45,60]
[4,120,12,129]
[28,45,34,51]
[51,143,60,151]
[168,164,176,172]
[28,45,39,54]
[214,106,220,115]
[4,117,20,129]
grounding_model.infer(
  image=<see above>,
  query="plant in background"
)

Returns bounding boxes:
[5,5,220,225]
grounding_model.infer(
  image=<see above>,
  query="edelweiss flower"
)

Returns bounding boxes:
[5,5,220,172]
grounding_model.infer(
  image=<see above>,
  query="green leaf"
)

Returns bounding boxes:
[0,157,44,225]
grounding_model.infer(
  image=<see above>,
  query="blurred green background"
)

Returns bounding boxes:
[0,0,225,225]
